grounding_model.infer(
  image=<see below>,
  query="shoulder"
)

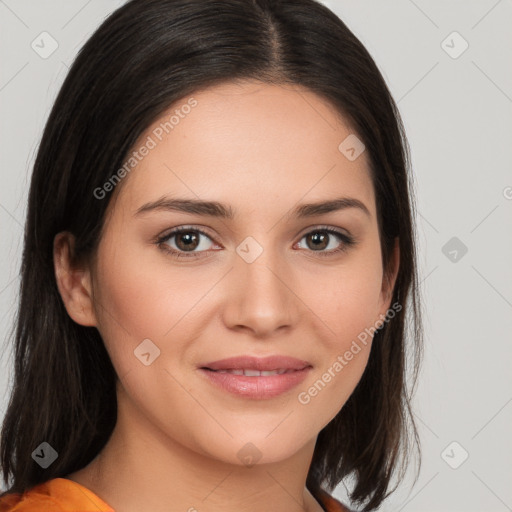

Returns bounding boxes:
[315,486,356,512]
[0,484,65,512]
[0,478,114,512]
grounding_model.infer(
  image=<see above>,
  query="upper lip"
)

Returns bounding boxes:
[200,355,312,371]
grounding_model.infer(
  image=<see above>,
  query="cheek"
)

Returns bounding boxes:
[91,240,216,374]
[296,273,378,425]
[307,246,384,342]
[294,248,382,418]
[297,345,371,437]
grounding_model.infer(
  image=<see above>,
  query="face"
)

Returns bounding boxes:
[60,80,398,467]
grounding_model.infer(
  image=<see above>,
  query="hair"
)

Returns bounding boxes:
[0,0,423,510]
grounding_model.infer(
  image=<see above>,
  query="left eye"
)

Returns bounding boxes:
[295,228,353,254]
[156,226,355,259]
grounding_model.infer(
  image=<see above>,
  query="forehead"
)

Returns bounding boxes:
[114,80,375,220]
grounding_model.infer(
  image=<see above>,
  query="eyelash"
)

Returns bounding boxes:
[155,225,356,260]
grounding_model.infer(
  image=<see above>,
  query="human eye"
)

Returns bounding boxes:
[154,224,357,261]
[295,225,357,257]
[155,226,220,260]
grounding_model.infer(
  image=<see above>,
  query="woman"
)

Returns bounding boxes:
[0,0,423,511]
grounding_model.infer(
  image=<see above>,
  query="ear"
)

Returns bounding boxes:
[53,231,97,327]
[378,237,400,316]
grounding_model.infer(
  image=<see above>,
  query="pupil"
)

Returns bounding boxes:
[177,232,198,251]
[309,232,328,250]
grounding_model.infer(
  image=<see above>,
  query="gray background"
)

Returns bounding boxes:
[1,1,511,511]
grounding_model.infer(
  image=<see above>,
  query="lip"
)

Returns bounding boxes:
[198,367,312,399]
[200,355,311,372]
[198,355,312,400]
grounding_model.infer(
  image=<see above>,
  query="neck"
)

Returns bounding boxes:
[66,385,324,512]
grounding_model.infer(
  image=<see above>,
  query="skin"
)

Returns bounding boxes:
[54,79,399,512]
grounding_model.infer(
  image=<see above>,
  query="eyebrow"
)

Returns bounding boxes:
[134,196,371,219]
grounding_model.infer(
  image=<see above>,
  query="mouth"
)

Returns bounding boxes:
[197,355,312,399]
[199,354,312,373]
[201,368,306,376]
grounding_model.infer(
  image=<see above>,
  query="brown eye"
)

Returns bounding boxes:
[296,227,356,256]
[305,231,329,251]
[174,231,201,251]
[157,226,217,259]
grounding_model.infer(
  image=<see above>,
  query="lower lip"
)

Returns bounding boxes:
[198,367,312,399]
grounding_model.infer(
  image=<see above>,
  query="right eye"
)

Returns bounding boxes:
[155,226,220,259]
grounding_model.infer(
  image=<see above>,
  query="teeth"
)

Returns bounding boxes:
[215,369,244,375]
[214,368,292,376]
[244,369,261,377]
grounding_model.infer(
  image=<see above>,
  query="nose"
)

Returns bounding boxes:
[221,245,301,338]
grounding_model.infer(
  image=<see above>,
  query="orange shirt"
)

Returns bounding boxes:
[0,478,114,512]
[0,477,350,511]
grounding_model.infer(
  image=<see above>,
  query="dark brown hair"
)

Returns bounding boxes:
[0,0,423,510]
